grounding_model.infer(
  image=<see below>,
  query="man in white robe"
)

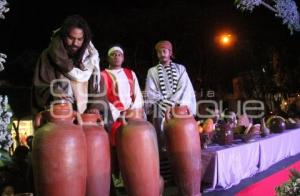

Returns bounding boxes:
[33,15,104,115]
[145,40,196,151]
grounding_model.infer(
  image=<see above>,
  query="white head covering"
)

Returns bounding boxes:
[108,46,124,56]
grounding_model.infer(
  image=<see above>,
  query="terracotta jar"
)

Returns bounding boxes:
[81,113,111,196]
[164,105,201,196]
[32,102,87,196]
[116,108,161,196]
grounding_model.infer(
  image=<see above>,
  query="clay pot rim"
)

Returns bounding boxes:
[81,113,102,123]
[120,108,144,119]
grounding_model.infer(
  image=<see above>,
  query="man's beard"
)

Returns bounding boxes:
[65,45,83,67]
[66,45,80,56]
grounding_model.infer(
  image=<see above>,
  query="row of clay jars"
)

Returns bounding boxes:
[32,103,110,196]
[113,106,201,196]
[32,104,201,196]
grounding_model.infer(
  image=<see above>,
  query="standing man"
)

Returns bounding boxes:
[101,46,144,192]
[33,15,108,116]
[101,45,144,144]
[145,40,196,151]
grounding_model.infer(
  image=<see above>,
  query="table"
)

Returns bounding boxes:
[201,128,300,191]
[259,128,300,172]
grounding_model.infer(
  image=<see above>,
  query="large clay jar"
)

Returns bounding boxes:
[116,108,161,196]
[32,102,87,196]
[164,105,201,196]
[81,113,111,196]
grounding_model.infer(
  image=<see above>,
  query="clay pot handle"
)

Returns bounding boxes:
[72,111,81,125]
[164,107,172,123]
[79,112,103,125]
[186,107,191,116]
[96,114,104,126]
[184,106,194,119]
[34,111,46,130]
[96,113,102,122]
[120,111,128,126]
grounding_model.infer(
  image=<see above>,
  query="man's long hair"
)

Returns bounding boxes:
[59,15,92,66]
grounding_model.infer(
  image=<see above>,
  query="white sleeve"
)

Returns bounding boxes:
[170,68,197,115]
[66,68,93,82]
[130,72,144,109]
[145,69,165,103]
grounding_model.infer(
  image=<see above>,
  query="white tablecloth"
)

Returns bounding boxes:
[202,128,300,191]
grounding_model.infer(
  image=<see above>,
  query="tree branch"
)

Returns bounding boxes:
[261,1,277,13]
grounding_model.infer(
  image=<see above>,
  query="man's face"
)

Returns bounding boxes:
[64,27,84,55]
[157,48,172,64]
[108,51,124,68]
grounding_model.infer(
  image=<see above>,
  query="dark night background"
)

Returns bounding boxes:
[1,2,300,194]
[0,0,300,114]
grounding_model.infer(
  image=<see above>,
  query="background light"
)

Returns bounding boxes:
[215,32,236,48]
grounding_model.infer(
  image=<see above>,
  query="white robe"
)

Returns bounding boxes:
[104,68,144,121]
[145,63,196,118]
[59,42,100,114]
